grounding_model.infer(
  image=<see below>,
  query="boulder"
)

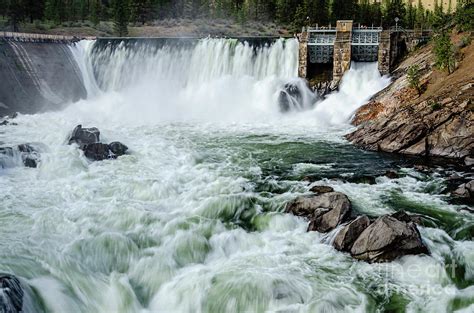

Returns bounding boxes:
[0,274,23,313]
[333,215,371,252]
[68,125,100,147]
[286,192,351,233]
[350,215,429,263]
[306,192,351,233]
[309,185,334,194]
[83,143,111,161]
[109,141,128,157]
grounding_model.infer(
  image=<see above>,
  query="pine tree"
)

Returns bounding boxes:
[383,0,406,28]
[91,0,101,25]
[434,31,455,74]
[114,0,130,36]
[7,0,25,31]
[455,0,474,31]
[415,0,425,29]
[404,1,415,29]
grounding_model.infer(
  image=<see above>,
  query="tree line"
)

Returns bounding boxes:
[0,0,472,34]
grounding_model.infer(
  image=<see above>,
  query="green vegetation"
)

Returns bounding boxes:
[407,64,422,95]
[0,0,472,36]
[434,31,456,74]
[114,0,129,36]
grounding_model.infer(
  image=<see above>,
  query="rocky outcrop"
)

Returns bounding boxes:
[347,98,473,160]
[286,192,351,233]
[68,125,128,161]
[0,143,41,168]
[0,274,24,313]
[350,215,429,263]
[312,80,338,99]
[286,187,429,262]
[347,40,474,162]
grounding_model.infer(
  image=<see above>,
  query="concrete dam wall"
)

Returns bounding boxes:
[0,39,87,117]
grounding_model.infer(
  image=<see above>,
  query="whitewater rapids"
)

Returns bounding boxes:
[0,38,473,313]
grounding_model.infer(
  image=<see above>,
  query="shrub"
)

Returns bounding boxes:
[430,100,442,111]
[407,64,423,95]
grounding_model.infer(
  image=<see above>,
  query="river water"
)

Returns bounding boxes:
[1,38,473,313]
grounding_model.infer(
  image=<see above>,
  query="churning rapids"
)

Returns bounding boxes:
[1,38,474,313]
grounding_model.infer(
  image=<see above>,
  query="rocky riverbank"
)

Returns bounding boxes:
[346,33,473,165]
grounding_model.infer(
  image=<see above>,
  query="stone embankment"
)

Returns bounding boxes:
[346,36,473,165]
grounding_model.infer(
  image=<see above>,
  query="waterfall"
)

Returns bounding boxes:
[68,38,389,126]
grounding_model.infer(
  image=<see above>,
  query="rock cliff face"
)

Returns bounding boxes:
[347,37,474,163]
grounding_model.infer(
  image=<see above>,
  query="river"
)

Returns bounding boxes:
[0,38,473,313]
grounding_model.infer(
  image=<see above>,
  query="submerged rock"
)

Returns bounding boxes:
[278,82,303,112]
[350,215,429,263]
[0,274,24,313]
[384,170,400,179]
[0,144,40,168]
[68,125,100,147]
[286,191,351,233]
[333,215,371,252]
[390,211,424,225]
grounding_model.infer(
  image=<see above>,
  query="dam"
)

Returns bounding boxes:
[298,20,431,82]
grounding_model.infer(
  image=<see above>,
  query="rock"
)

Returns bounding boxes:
[0,274,23,313]
[309,185,334,194]
[68,126,128,162]
[278,82,303,112]
[347,175,377,185]
[306,192,352,233]
[351,215,429,263]
[385,170,399,179]
[68,125,100,147]
[83,143,111,161]
[465,157,474,167]
[312,80,339,99]
[333,215,371,252]
[0,147,14,157]
[0,144,40,168]
[452,180,474,201]
[390,210,424,225]
[109,141,128,157]
[286,191,352,233]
